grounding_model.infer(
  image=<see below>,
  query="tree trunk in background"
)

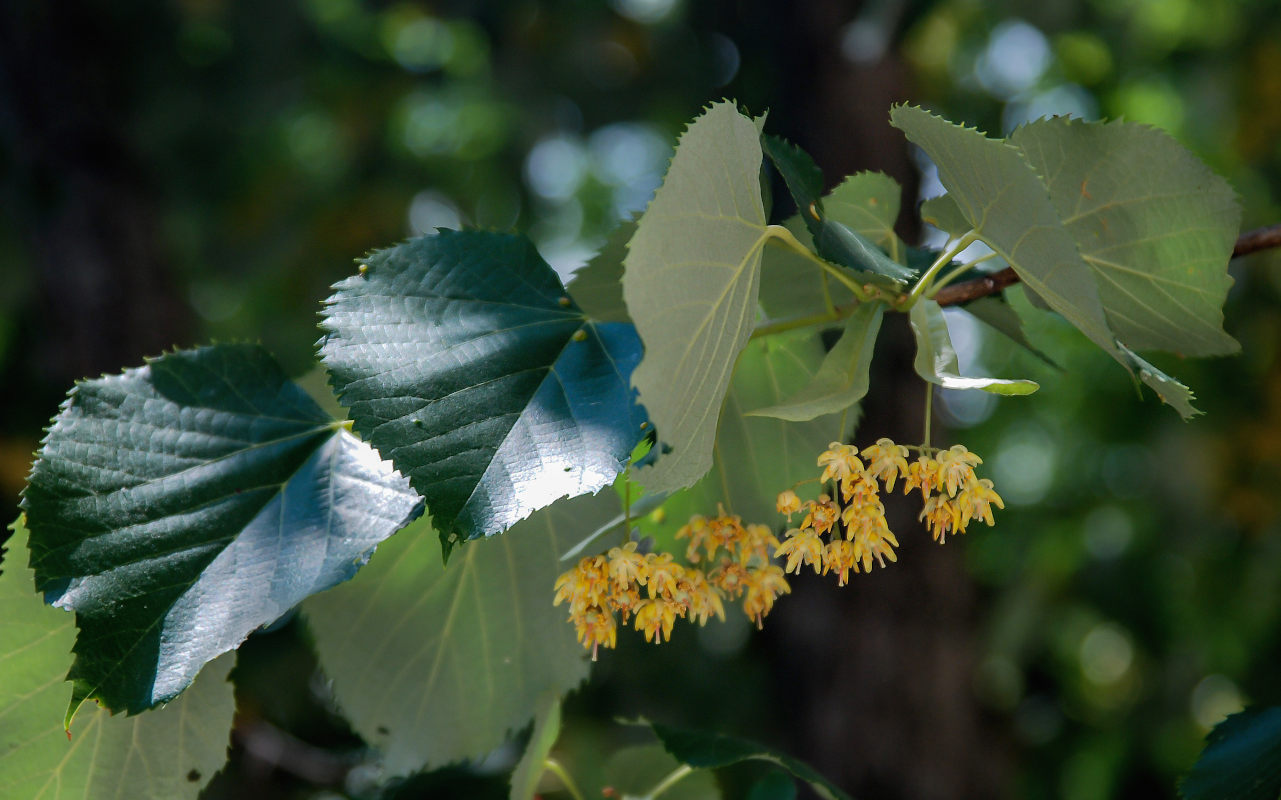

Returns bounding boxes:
[0,0,190,428]
[762,2,1015,797]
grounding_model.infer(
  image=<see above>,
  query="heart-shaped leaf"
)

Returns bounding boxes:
[625,101,770,493]
[320,230,646,549]
[304,487,621,777]
[1,517,236,798]
[21,344,422,715]
[890,105,1205,417]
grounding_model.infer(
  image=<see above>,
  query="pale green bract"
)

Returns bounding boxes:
[625,101,770,492]
[748,302,886,420]
[0,518,234,800]
[508,693,562,800]
[909,300,1039,395]
[304,488,620,777]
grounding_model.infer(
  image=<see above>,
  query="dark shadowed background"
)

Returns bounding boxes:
[3,0,1280,797]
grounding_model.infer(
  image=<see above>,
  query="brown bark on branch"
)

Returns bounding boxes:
[934,223,1281,308]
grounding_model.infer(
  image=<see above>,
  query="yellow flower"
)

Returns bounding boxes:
[553,555,609,614]
[818,442,863,484]
[957,477,1004,527]
[903,454,942,497]
[573,606,617,661]
[677,569,726,625]
[634,597,682,643]
[841,497,889,542]
[919,495,963,543]
[800,495,839,536]
[741,565,790,628]
[739,523,780,566]
[851,525,899,571]
[644,552,685,598]
[707,512,745,562]
[776,489,802,518]
[861,438,910,491]
[775,527,825,575]
[708,558,750,598]
[839,472,880,506]
[610,584,642,623]
[606,541,648,589]
[936,444,982,497]
[823,539,858,586]
[675,514,711,562]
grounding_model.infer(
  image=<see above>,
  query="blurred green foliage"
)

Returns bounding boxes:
[3,0,1279,798]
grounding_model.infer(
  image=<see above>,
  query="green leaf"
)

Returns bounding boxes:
[919,193,971,239]
[600,745,720,800]
[1181,706,1281,800]
[304,488,621,777]
[320,230,646,547]
[0,517,235,799]
[960,296,1059,368]
[624,101,771,492]
[909,300,1038,394]
[638,333,843,543]
[645,721,852,800]
[1009,117,1239,356]
[568,218,636,324]
[508,693,562,800]
[748,302,885,420]
[21,344,422,715]
[823,171,902,250]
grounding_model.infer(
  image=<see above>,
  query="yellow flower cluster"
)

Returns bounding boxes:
[675,510,790,629]
[554,511,791,658]
[774,438,1003,583]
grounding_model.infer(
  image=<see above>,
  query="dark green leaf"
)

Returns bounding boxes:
[568,218,636,323]
[814,221,916,282]
[762,134,824,218]
[320,230,646,547]
[763,137,913,283]
[625,101,771,492]
[646,722,852,800]
[748,302,885,420]
[305,488,620,776]
[1181,706,1281,800]
[21,344,422,715]
[909,300,1038,394]
[0,518,235,798]
[747,771,799,800]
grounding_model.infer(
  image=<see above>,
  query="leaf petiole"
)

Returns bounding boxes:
[637,764,695,800]
[902,232,977,309]
[543,758,586,800]
[764,225,877,303]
